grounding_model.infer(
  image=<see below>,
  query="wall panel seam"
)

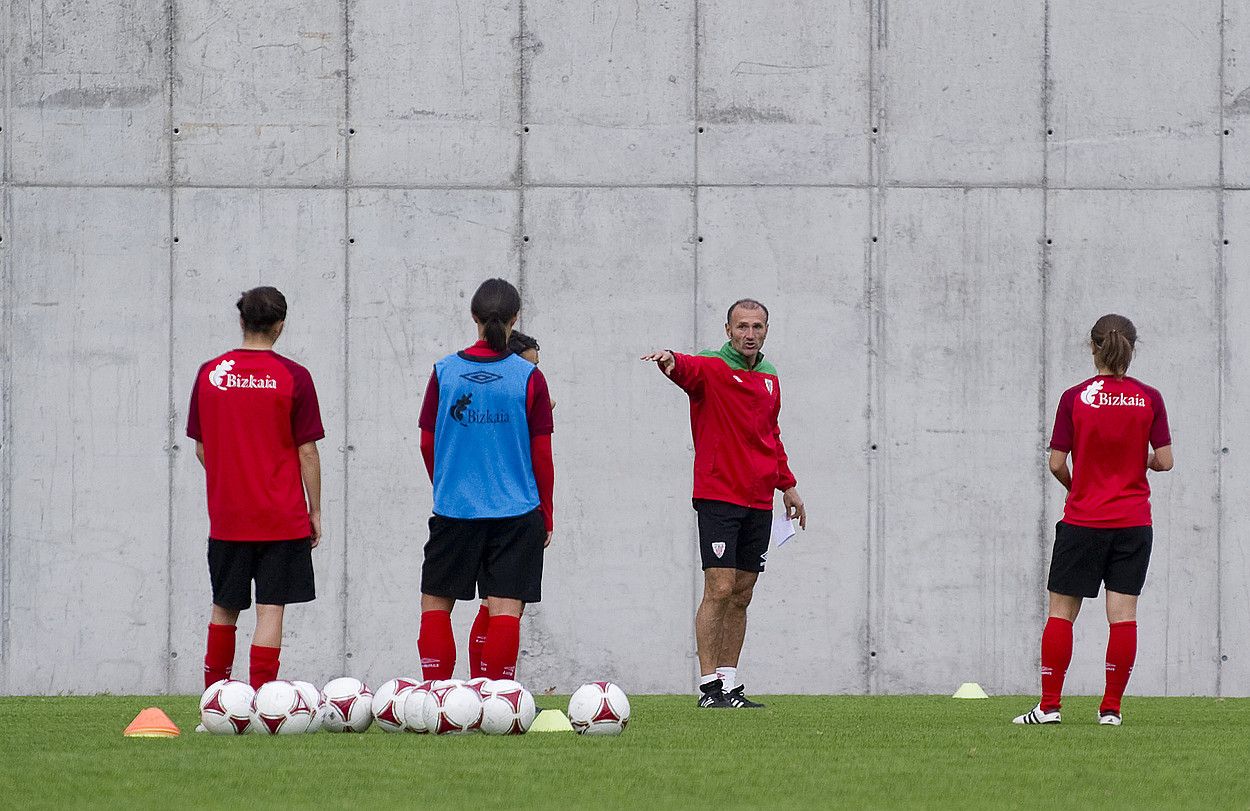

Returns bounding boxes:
[1039,0,1053,623]
[341,0,353,672]
[164,0,178,694]
[691,0,702,693]
[865,0,882,695]
[1216,0,1227,696]
[2,181,1245,193]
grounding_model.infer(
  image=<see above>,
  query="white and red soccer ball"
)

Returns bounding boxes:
[402,680,437,733]
[290,680,324,733]
[422,682,483,735]
[480,679,536,735]
[200,679,255,735]
[320,677,374,733]
[371,677,420,733]
[251,680,317,735]
[568,681,630,736]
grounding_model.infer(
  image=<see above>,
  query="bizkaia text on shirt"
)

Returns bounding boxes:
[1079,380,1146,410]
[448,393,512,427]
[209,359,278,392]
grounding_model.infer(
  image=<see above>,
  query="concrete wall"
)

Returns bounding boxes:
[0,0,1243,696]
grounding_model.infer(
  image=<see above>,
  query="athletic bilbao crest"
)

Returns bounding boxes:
[711,542,726,558]
[209,359,235,390]
[1080,379,1104,408]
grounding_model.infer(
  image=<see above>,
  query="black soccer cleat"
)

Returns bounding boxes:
[725,684,765,708]
[697,678,734,708]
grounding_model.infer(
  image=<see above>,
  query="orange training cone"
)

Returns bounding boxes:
[124,707,181,737]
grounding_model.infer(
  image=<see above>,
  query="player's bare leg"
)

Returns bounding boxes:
[695,569,735,707]
[718,571,764,707]
[254,604,285,647]
[720,571,756,669]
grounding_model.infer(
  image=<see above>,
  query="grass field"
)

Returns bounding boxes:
[1,694,1247,809]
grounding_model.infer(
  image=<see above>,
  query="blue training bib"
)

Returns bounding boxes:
[431,352,540,519]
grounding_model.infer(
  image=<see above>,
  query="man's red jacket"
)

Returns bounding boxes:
[664,342,797,510]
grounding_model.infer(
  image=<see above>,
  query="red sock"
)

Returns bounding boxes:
[468,605,491,678]
[483,615,521,680]
[1101,621,1137,715]
[204,623,237,689]
[418,610,456,680]
[1040,616,1073,713]
[249,644,280,689]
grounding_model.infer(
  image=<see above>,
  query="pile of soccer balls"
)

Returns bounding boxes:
[200,676,630,737]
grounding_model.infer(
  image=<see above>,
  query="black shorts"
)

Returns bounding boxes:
[207,538,315,611]
[1047,522,1153,598]
[422,510,545,603]
[695,499,771,573]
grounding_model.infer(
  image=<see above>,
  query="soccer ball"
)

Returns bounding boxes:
[251,680,316,735]
[200,679,254,735]
[568,681,630,736]
[422,683,483,735]
[320,677,374,733]
[402,680,436,733]
[480,679,536,735]
[290,680,324,733]
[371,677,421,733]
[465,677,492,699]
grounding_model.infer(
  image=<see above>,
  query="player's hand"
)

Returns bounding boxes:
[783,488,806,530]
[544,531,553,548]
[309,511,322,549]
[640,350,675,376]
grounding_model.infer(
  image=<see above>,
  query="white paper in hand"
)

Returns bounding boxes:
[771,515,796,547]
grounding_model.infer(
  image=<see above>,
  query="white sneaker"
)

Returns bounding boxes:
[195,724,207,733]
[1012,703,1061,724]
[1098,711,1122,726]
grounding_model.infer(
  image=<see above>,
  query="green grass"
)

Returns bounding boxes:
[1,695,1247,809]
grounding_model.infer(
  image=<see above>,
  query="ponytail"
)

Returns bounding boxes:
[470,278,521,353]
[1090,313,1137,377]
[483,315,508,353]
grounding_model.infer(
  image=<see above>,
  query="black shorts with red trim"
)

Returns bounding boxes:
[422,509,545,603]
[208,538,315,611]
[1047,521,1152,598]
[694,498,771,573]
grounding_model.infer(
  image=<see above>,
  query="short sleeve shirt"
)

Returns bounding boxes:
[187,349,324,540]
[1050,375,1170,528]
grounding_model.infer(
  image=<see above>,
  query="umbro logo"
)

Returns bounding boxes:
[461,371,503,385]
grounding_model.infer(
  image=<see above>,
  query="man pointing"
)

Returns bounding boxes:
[643,298,806,709]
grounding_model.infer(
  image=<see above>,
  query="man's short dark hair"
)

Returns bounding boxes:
[237,286,287,333]
[726,298,769,325]
[508,331,539,355]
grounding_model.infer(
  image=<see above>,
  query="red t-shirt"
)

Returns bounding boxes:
[1050,375,1170,528]
[186,349,325,541]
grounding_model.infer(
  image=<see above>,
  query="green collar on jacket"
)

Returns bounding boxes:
[700,341,777,376]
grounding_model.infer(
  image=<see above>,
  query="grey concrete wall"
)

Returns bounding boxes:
[0,0,1244,696]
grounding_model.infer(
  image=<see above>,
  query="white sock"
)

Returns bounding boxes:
[716,666,738,690]
[699,673,720,695]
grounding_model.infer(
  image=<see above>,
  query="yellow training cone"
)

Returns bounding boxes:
[124,707,181,737]
[529,709,575,733]
[952,682,989,699]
